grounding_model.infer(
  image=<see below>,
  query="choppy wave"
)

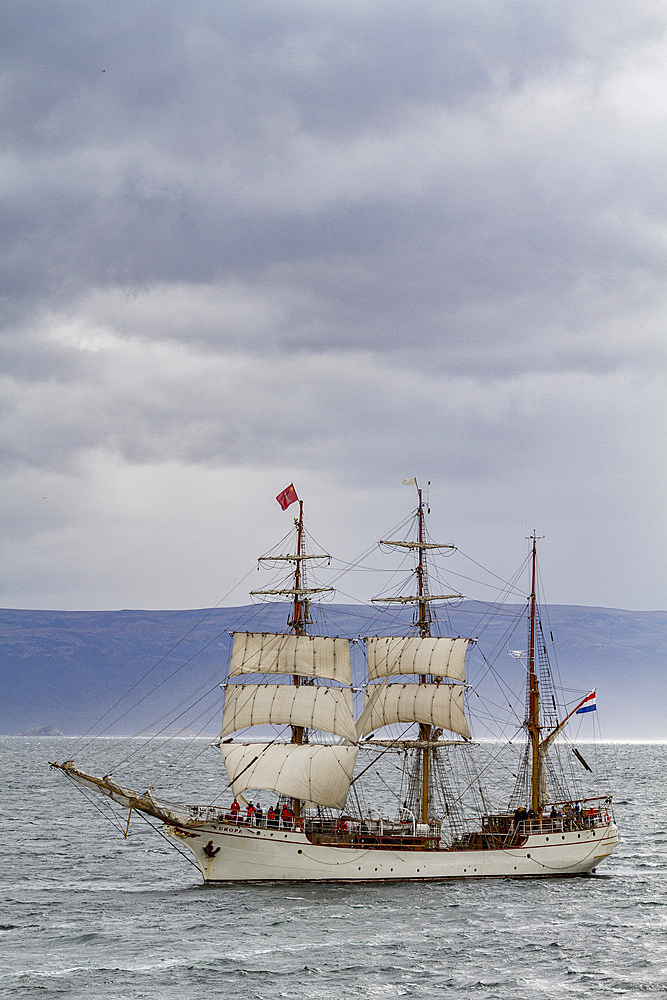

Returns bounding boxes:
[1,739,664,999]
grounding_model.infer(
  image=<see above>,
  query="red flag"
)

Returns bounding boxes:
[276,483,299,510]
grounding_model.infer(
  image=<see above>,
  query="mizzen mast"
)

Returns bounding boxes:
[527,531,543,813]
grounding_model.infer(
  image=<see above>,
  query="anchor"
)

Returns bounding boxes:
[203,840,220,858]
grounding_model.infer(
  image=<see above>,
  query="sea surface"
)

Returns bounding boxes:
[1,739,665,999]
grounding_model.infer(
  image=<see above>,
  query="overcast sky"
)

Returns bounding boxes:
[1,1,665,612]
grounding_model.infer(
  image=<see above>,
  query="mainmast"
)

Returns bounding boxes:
[250,490,333,821]
[527,531,542,813]
[374,481,461,824]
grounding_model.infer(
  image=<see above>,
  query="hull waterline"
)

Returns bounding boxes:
[166,820,618,883]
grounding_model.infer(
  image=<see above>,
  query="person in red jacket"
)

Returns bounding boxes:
[281,803,294,827]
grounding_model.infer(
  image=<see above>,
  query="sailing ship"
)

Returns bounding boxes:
[52,482,618,882]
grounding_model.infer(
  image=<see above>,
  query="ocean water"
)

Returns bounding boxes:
[1,739,665,999]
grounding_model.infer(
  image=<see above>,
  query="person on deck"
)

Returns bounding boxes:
[281,803,294,828]
[230,798,240,820]
[246,802,256,824]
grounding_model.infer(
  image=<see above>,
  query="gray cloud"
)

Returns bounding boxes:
[0,1,664,611]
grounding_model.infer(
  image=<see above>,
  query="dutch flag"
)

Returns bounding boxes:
[576,690,597,714]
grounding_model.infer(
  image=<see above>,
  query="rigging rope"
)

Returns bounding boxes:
[71,564,259,758]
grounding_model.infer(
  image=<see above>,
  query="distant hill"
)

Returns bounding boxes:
[0,603,664,739]
[20,724,63,736]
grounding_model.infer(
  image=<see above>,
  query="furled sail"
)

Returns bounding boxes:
[50,761,190,826]
[229,632,352,684]
[365,636,469,683]
[220,743,359,808]
[221,684,357,742]
[357,682,470,740]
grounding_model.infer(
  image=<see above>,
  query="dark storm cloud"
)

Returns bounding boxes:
[3,0,663,314]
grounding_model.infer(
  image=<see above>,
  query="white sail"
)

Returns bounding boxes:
[221,684,358,742]
[229,632,352,684]
[365,636,469,682]
[220,743,359,808]
[358,682,470,740]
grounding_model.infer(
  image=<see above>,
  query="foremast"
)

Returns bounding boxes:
[373,481,462,824]
[250,495,333,822]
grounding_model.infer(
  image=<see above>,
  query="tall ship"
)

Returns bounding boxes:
[52,482,617,882]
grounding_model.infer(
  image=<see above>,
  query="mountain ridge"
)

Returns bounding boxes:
[1,603,664,739]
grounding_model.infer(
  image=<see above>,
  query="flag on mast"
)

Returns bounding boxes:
[576,690,597,714]
[276,483,299,510]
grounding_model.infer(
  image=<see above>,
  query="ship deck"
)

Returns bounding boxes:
[185,796,613,853]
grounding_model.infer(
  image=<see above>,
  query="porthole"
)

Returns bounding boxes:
[297,849,302,855]
[562,835,565,841]
[527,854,531,858]
[546,837,549,841]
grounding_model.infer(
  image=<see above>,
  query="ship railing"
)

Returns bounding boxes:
[186,806,299,830]
[519,818,564,835]
[515,816,607,836]
[187,805,218,821]
[545,795,613,830]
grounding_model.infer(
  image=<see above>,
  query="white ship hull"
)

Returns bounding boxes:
[167,820,618,883]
